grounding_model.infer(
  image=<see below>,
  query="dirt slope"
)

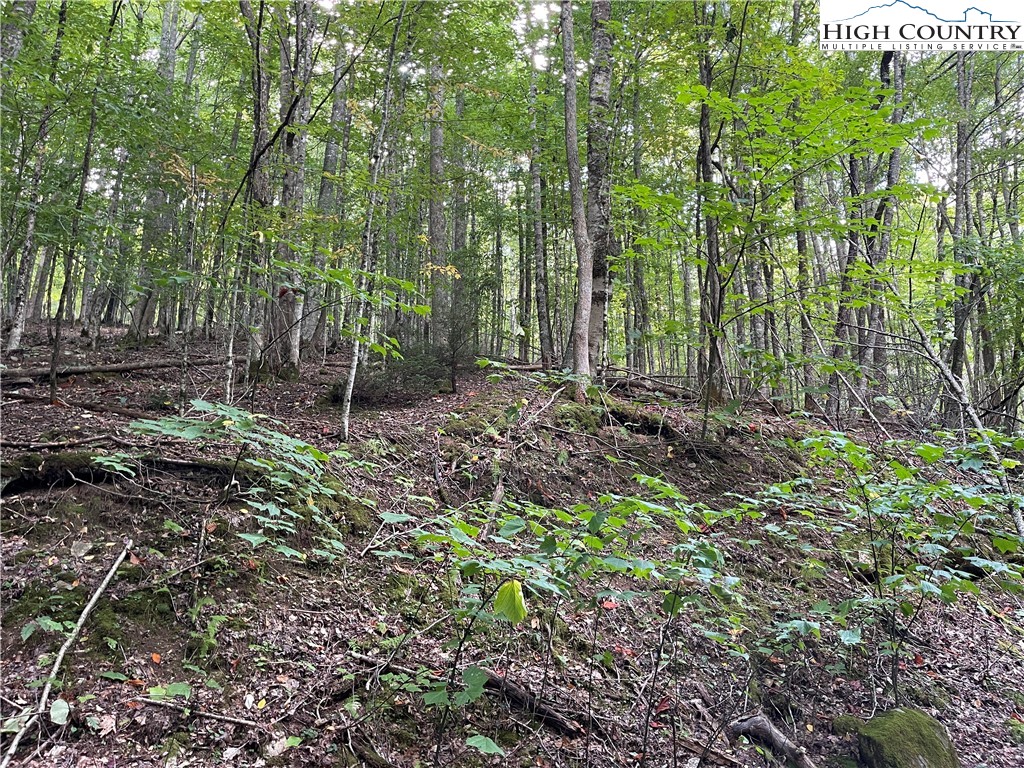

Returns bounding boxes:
[2,335,1023,768]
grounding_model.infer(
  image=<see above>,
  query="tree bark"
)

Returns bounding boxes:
[0,0,36,72]
[428,56,451,373]
[585,0,615,373]
[561,0,593,399]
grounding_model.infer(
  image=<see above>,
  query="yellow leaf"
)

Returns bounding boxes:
[257,699,267,709]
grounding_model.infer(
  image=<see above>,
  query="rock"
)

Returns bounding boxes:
[858,708,960,768]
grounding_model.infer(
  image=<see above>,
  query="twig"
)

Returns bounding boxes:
[133,697,263,729]
[0,539,133,768]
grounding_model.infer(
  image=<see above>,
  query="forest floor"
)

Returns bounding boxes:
[2,326,1024,768]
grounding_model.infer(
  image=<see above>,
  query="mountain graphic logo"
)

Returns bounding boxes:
[828,1,1015,24]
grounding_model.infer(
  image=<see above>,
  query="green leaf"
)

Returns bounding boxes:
[466,734,505,756]
[49,699,71,726]
[165,682,192,699]
[99,671,128,681]
[380,512,413,524]
[914,444,945,464]
[423,685,450,707]
[237,533,269,548]
[493,580,528,625]
[273,544,307,560]
[20,622,37,642]
[460,665,489,705]
[992,536,1019,554]
[839,627,862,645]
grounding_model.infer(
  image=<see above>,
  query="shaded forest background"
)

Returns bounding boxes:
[4,3,1024,767]
[2,0,1021,433]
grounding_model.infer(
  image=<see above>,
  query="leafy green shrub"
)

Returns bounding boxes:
[131,400,365,562]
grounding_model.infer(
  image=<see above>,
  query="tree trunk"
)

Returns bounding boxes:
[338,0,408,440]
[945,52,973,425]
[530,62,554,368]
[696,5,725,405]
[0,0,36,72]
[128,0,179,344]
[4,0,67,354]
[48,0,121,400]
[561,0,593,398]
[274,0,313,375]
[585,0,615,373]
[428,56,451,378]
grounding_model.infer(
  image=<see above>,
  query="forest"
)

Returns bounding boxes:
[1,0,1024,766]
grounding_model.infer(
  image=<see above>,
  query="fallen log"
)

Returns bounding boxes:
[1,391,149,418]
[726,711,818,768]
[481,668,588,738]
[1,357,221,381]
[0,450,256,495]
[604,368,695,399]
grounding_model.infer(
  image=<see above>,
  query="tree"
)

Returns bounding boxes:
[561,0,593,398]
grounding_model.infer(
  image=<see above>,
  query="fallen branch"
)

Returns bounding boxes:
[1,357,220,381]
[135,697,262,729]
[726,712,818,768]
[481,668,588,738]
[347,651,592,738]
[0,539,133,768]
[1,391,148,418]
[604,367,695,398]
[0,434,118,450]
[676,734,742,767]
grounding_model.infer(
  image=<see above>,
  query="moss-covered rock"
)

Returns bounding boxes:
[858,708,960,768]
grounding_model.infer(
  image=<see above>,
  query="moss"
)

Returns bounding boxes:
[12,549,35,565]
[84,600,122,651]
[2,581,86,634]
[554,403,601,435]
[858,708,960,768]
[833,715,865,737]
[116,564,147,584]
[836,531,894,584]
[115,588,175,622]
[905,682,951,710]
[446,406,509,437]
[1009,719,1024,746]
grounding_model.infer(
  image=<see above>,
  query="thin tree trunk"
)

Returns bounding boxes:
[49,0,122,400]
[945,52,973,425]
[585,0,614,373]
[561,0,593,398]
[4,0,68,353]
[339,0,408,441]
[530,62,554,367]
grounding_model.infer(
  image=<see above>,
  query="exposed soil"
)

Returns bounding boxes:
[2,327,1023,768]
